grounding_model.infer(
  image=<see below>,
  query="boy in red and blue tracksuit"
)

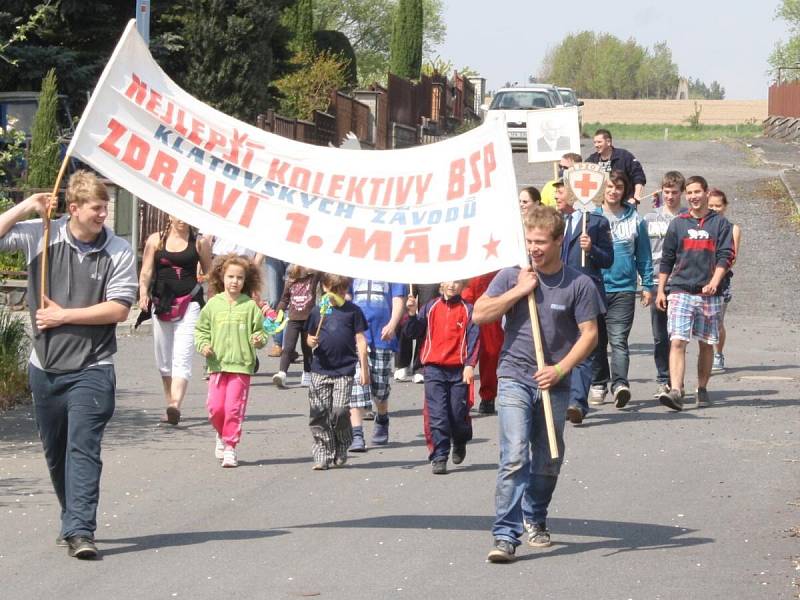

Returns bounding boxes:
[404,280,480,475]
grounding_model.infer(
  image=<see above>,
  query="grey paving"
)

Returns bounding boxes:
[1,138,798,600]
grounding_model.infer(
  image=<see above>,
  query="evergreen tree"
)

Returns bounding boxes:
[183,0,292,122]
[293,0,314,54]
[26,68,60,189]
[389,0,422,80]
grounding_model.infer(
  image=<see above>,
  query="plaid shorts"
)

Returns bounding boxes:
[667,292,722,344]
[350,348,393,408]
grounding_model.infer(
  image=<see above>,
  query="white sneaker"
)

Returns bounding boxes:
[394,367,409,382]
[272,371,287,388]
[413,373,425,384]
[214,434,225,459]
[301,372,312,387]
[221,447,238,468]
[588,386,607,405]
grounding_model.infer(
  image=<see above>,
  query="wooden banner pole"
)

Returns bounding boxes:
[581,211,588,268]
[526,290,559,459]
[39,154,72,307]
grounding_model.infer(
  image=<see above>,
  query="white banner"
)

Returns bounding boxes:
[68,21,527,284]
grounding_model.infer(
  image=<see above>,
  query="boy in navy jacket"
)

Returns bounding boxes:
[405,280,480,474]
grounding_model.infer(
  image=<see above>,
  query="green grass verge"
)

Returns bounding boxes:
[582,122,762,141]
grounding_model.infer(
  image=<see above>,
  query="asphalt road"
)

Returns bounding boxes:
[1,138,798,600]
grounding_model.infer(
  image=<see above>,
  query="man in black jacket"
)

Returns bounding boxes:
[587,129,646,204]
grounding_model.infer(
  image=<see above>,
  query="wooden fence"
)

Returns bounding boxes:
[769,82,800,118]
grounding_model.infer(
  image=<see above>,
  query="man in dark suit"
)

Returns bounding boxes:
[554,180,613,423]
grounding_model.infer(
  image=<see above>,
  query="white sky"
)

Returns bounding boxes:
[433,0,792,99]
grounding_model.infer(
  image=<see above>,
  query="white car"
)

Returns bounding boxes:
[481,87,556,148]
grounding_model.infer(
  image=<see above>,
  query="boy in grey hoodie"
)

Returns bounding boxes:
[0,172,137,559]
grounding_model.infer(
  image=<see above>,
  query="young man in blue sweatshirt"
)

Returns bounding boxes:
[656,176,733,411]
[590,170,653,408]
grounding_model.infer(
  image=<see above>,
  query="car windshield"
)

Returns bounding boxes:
[489,91,553,110]
[559,89,578,105]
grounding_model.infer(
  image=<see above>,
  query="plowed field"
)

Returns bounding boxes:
[582,99,767,125]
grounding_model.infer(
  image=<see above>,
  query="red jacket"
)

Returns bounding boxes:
[404,295,479,368]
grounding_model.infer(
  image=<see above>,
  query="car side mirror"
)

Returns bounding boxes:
[578,100,584,106]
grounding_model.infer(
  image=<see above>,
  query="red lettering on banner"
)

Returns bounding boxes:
[222,129,248,165]
[289,167,311,192]
[148,151,179,189]
[121,133,150,170]
[99,118,127,157]
[327,174,345,200]
[438,226,470,261]
[382,177,395,207]
[210,182,242,218]
[174,109,189,137]
[468,151,482,194]
[395,176,414,207]
[344,177,367,204]
[239,193,260,227]
[204,129,227,153]
[176,169,205,205]
[268,159,290,185]
[124,73,148,104]
[285,212,310,243]
[368,178,384,205]
[334,228,391,261]
[311,172,324,196]
[447,159,465,200]
[395,229,430,262]
[483,142,496,187]
[145,89,162,114]
[415,174,433,205]
[188,118,205,146]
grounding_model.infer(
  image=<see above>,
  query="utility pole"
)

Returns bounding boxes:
[132,0,150,270]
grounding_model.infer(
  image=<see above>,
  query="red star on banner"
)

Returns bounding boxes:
[483,235,500,258]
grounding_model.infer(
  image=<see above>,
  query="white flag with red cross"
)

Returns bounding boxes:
[565,163,606,213]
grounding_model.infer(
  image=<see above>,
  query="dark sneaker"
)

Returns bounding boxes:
[527,522,552,548]
[695,387,711,408]
[348,429,366,453]
[66,536,98,559]
[566,405,584,424]
[333,455,347,467]
[432,460,447,475]
[652,383,670,399]
[613,385,631,409]
[478,400,495,415]
[452,443,466,465]
[659,388,683,412]
[371,418,389,446]
[487,539,516,563]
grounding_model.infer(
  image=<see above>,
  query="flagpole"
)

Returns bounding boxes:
[39,153,72,306]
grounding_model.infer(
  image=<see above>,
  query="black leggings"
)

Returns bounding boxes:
[279,319,312,373]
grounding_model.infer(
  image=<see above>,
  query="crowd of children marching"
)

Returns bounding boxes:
[158,157,740,475]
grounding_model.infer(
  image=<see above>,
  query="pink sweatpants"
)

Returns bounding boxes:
[207,372,251,447]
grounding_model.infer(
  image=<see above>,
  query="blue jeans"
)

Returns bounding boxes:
[650,302,670,384]
[568,356,592,415]
[592,291,635,391]
[492,378,567,544]
[263,257,287,346]
[29,364,116,539]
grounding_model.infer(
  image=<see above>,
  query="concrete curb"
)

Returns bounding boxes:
[779,168,800,215]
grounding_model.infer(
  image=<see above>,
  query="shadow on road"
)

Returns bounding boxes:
[288,514,712,557]
[100,528,289,556]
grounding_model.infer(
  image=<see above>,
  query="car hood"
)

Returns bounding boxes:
[485,109,535,127]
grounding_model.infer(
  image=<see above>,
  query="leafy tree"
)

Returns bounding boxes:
[389,0,423,79]
[183,0,293,122]
[770,0,800,82]
[275,49,348,120]
[26,67,60,188]
[314,0,444,84]
[540,32,685,99]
